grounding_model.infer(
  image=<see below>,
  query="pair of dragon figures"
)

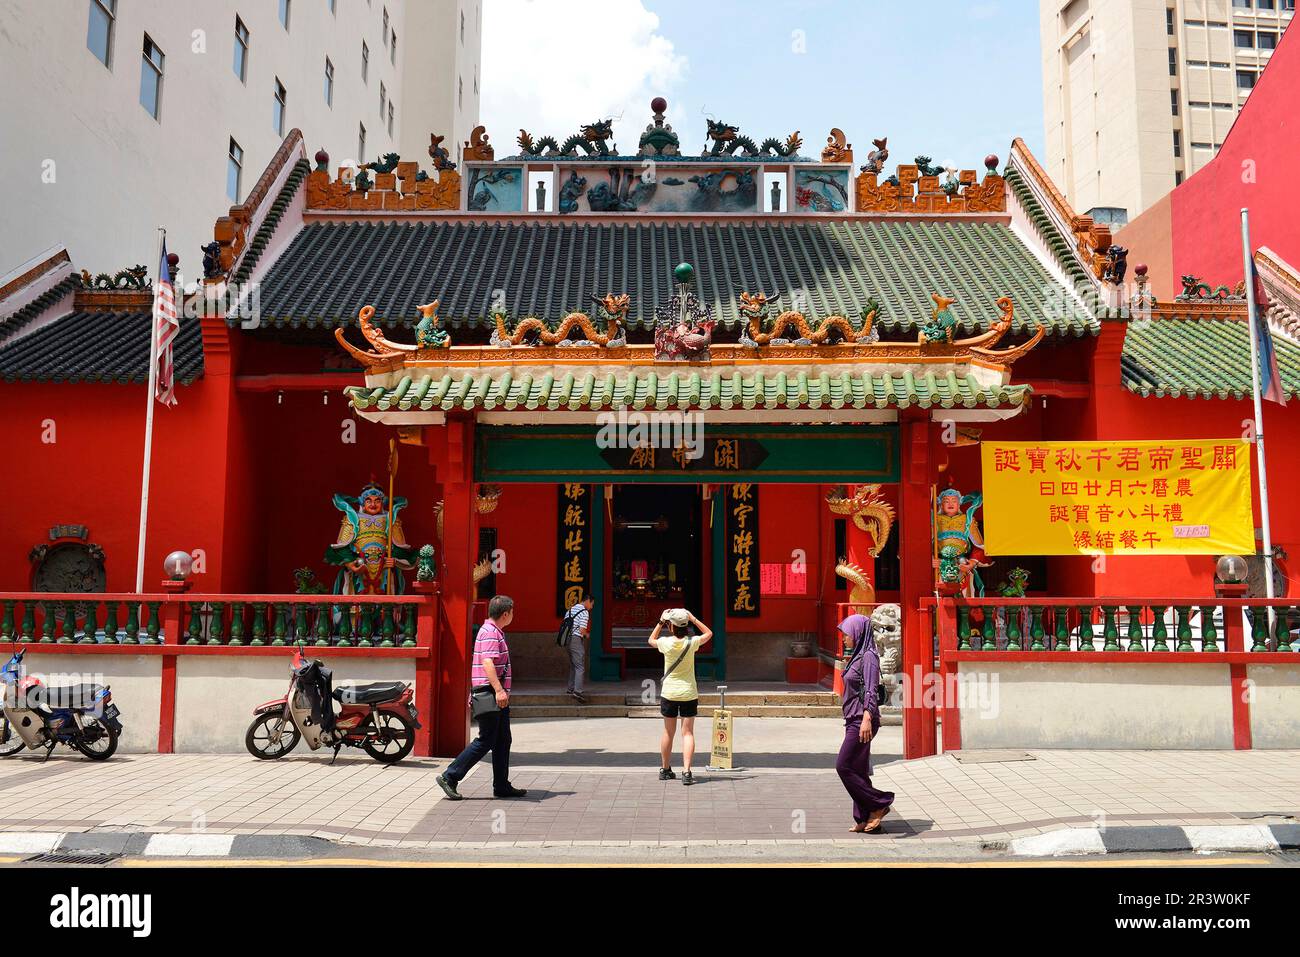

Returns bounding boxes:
[517,119,803,159]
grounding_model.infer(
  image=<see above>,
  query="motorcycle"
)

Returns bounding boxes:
[0,648,121,761]
[244,644,419,764]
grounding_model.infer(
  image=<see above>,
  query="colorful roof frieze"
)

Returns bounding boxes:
[855,154,1006,215]
[345,366,1031,415]
[0,311,204,384]
[255,219,1080,336]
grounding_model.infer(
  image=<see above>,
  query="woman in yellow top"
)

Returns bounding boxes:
[649,608,713,786]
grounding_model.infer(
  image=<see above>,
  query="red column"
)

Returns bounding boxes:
[1219,588,1252,750]
[411,582,438,757]
[899,411,939,758]
[432,418,478,757]
[157,582,188,754]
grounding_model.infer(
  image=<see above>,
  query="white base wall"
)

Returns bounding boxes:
[956,661,1235,749]
[1247,664,1300,749]
[24,653,162,753]
[173,656,417,753]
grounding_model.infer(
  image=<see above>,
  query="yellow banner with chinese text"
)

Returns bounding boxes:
[981,440,1253,556]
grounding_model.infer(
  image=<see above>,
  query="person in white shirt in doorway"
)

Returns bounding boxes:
[563,594,594,703]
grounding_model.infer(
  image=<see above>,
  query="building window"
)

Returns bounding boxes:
[361,40,369,82]
[390,30,396,64]
[383,7,389,45]
[461,10,465,43]
[324,58,334,107]
[328,0,336,13]
[388,101,394,136]
[1167,8,1174,35]
[1233,0,1252,8]
[139,34,164,119]
[87,0,116,68]
[474,64,478,94]
[1173,130,1182,157]
[279,0,291,30]
[1171,89,1179,115]
[379,81,386,118]
[358,123,366,164]
[1235,29,1254,47]
[233,16,249,83]
[273,78,287,135]
[458,76,463,110]
[1237,69,1257,89]
[1259,31,1278,49]
[1169,48,1178,75]
[1175,170,1184,186]
[1258,0,1274,9]
[227,138,244,203]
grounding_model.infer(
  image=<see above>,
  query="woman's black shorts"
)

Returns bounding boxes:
[660,697,698,718]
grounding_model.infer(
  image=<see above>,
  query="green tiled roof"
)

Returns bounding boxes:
[347,368,1031,413]
[257,219,1089,337]
[1122,318,1300,399]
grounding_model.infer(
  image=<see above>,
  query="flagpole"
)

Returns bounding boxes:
[1240,208,1275,600]
[135,227,166,593]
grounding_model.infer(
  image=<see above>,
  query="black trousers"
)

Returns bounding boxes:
[444,707,512,792]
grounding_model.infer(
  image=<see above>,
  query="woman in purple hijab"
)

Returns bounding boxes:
[836,613,895,833]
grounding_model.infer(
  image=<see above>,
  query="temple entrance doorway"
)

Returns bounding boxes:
[608,484,704,672]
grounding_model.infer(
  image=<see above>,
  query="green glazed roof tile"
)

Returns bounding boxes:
[1122,318,1300,399]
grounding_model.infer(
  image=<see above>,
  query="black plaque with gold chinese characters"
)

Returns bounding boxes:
[557,483,592,615]
[725,484,759,617]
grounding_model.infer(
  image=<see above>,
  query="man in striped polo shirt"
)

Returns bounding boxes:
[564,594,594,702]
[436,595,527,800]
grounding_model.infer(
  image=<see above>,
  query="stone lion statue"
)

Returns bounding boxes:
[871,603,902,676]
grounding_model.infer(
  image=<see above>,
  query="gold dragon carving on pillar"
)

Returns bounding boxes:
[826,484,896,606]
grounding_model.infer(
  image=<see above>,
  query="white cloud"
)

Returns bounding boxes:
[481,0,688,155]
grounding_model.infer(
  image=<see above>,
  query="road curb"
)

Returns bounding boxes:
[0,832,336,859]
[997,824,1299,857]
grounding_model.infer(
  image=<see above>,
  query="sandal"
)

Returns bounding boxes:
[862,807,892,834]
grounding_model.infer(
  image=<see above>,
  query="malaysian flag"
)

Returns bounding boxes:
[153,242,179,406]
[1252,262,1287,407]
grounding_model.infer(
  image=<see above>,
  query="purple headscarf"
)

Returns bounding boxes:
[839,613,872,666]
[838,613,878,724]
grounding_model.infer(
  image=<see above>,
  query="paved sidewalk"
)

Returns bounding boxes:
[0,719,1294,860]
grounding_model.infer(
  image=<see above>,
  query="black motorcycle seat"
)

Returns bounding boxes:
[332,681,406,704]
[34,684,105,709]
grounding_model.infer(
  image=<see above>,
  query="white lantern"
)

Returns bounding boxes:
[163,551,194,581]
[1215,554,1248,584]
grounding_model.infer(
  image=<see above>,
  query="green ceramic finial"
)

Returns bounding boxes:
[673,262,695,285]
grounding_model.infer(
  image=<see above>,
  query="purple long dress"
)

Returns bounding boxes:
[836,614,895,824]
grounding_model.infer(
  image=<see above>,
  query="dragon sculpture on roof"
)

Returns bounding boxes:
[491,294,631,347]
[737,292,879,346]
[517,120,616,157]
[702,120,802,158]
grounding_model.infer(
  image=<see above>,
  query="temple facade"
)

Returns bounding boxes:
[2,101,1299,757]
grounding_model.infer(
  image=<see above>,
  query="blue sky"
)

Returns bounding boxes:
[482,0,1045,167]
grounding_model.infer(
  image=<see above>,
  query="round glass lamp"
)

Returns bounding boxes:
[1215,554,1247,584]
[163,550,194,581]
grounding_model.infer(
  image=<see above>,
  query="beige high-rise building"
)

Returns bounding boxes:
[1040,0,1293,222]
[0,0,481,276]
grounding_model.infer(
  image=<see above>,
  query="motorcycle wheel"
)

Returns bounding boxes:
[363,711,415,764]
[74,717,118,761]
[0,714,25,757]
[245,712,300,759]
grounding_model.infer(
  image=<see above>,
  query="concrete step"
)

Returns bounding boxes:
[515,704,844,719]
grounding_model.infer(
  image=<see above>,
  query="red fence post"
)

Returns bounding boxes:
[157,583,187,754]
[917,604,937,756]
[936,590,962,753]
[411,585,438,757]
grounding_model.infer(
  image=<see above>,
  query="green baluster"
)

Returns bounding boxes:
[1274,606,1293,653]
[1150,606,1169,652]
[103,601,119,645]
[1029,605,1045,651]
[380,605,396,648]
[123,603,139,645]
[1200,605,1219,653]
[1054,605,1070,650]
[314,603,330,645]
[185,603,203,645]
[980,606,997,651]
[251,603,267,645]
[1126,605,1145,651]
[59,603,76,643]
[1250,607,1269,652]
[956,605,971,651]
[1175,606,1194,652]
[228,603,245,646]
[39,602,55,643]
[19,601,35,643]
[145,602,161,644]
[402,604,417,647]
[0,601,14,642]
[272,604,288,646]
[357,604,375,647]
[294,604,310,645]
[337,605,354,647]
[208,602,225,645]
[1077,605,1097,651]
[79,602,98,644]
[1101,606,1120,651]
[1006,605,1022,651]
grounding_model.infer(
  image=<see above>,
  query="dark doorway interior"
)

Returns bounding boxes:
[609,485,703,671]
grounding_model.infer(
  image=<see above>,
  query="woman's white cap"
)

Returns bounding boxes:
[664,608,690,628]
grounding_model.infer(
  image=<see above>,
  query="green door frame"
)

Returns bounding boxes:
[588,483,620,681]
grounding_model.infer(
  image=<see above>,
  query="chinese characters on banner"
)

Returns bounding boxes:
[556,483,591,614]
[726,484,760,616]
[981,440,1254,556]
